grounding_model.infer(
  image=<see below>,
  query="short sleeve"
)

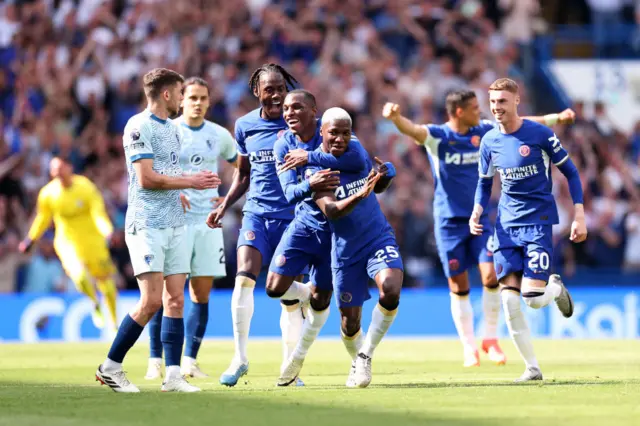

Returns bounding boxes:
[423,124,446,156]
[478,136,495,178]
[218,126,238,162]
[542,129,569,166]
[125,120,154,162]
[235,121,247,156]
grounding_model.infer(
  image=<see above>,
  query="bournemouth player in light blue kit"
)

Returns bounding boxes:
[310,108,402,388]
[382,92,575,367]
[471,78,587,382]
[95,68,221,393]
[206,64,322,386]
[145,77,238,380]
[265,91,369,386]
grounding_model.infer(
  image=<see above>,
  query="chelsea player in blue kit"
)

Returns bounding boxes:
[206,65,336,386]
[383,92,575,367]
[145,78,238,381]
[265,91,369,386]
[471,78,587,382]
[311,108,403,388]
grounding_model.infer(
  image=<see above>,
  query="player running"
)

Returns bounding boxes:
[309,108,402,388]
[19,157,119,331]
[382,91,575,367]
[470,78,586,382]
[144,77,238,380]
[206,64,311,387]
[265,90,369,386]
[95,68,221,393]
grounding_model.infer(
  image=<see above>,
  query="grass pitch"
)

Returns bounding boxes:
[1,339,639,426]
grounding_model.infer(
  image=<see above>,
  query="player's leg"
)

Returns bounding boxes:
[339,306,364,387]
[58,247,103,328]
[145,307,164,379]
[182,224,225,378]
[448,272,479,367]
[220,213,265,386]
[87,247,119,332]
[474,223,506,365]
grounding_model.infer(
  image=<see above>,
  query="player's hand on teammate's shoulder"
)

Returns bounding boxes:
[558,108,576,125]
[382,103,401,121]
[469,209,484,236]
[570,216,588,243]
[309,169,340,192]
[206,205,225,229]
[281,149,308,172]
[190,170,221,190]
[179,193,191,213]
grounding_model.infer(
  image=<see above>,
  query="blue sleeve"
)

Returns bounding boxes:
[275,136,311,203]
[557,158,584,204]
[477,136,495,178]
[234,121,247,155]
[541,128,569,166]
[474,175,493,210]
[307,139,367,172]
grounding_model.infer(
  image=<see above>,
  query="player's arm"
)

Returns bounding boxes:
[544,132,587,243]
[470,138,495,235]
[381,103,428,145]
[313,170,381,220]
[523,108,576,127]
[373,157,395,194]
[19,189,53,253]
[87,180,114,240]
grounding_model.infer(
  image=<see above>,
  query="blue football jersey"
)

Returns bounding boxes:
[311,145,393,268]
[423,120,495,219]
[478,119,569,228]
[235,108,294,220]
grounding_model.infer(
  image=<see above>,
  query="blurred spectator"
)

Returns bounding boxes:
[23,233,69,293]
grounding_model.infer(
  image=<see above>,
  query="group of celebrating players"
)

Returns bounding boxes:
[19,61,587,393]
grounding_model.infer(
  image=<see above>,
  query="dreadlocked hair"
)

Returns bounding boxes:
[248,63,298,97]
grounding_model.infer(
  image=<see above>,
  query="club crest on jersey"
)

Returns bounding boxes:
[190,154,204,166]
[449,259,460,271]
[340,292,353,303]
[471,135,480,147]
[170,152,179,164]
[244,230,256,241]
[144,254,154,265]
[519,145,531,157]
[304,168,314,179]
[275,255,286,267]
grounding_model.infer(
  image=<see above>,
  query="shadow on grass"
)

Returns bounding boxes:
[0,381,499,426]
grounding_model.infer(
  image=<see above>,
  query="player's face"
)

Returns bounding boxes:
[459,97,481,127]
[489,90,518,123]
[258,72,286,120]
[165,82,184,118]
[49,158,70,180]
[283,93,316,136]
[321,120,351,157]
[182,84,210,119]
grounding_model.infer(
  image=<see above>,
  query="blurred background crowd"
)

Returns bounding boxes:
[1,0,639,293]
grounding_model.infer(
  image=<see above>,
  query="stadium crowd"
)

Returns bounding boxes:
[1,0,639,293]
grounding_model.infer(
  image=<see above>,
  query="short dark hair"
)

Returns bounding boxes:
[248,63,298,97]
[184,76,210,95]
[143,68,184,99]
[286,89,316,108]
[445,90,477,117]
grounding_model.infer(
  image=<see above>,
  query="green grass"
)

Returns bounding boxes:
[1,339,639,426]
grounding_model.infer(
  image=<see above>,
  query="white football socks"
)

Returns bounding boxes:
[482,286,501,339]
[341,328,364,360]
[359,303,398,358]
[501,289,539,369]
[280,281,311,303]
[292,305,330,360]
[166,365,181,380]
[102,358,122,373]
[231,274,256,364]
[522,281,560,309]
[450,293,477,353]
[280,302,304,365]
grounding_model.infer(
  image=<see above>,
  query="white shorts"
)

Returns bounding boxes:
[125,226,190,277]
[185,222,227,278]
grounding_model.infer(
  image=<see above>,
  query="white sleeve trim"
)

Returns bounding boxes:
[554,155,569,166]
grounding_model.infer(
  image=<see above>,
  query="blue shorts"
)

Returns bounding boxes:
[237,212,292,267]
[435,216,494,278]
[493,224,554,282]
[332,232,404,308]
[268,220,333,291]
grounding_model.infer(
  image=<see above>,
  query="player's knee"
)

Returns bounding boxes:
[265,285,286,299]
[310,291,331,311]
[140,297,163,318]
[190,291,210,304]
[341,315,361,337]
[379,279,401,310]
[482,271,498,288]
[164,291,184,311]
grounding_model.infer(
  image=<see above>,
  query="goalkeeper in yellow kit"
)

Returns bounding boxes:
[19,157,118,329]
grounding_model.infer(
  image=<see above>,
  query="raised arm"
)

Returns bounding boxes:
[314,170,380,220]
[382,103,428,145]
[524,108,576,127]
